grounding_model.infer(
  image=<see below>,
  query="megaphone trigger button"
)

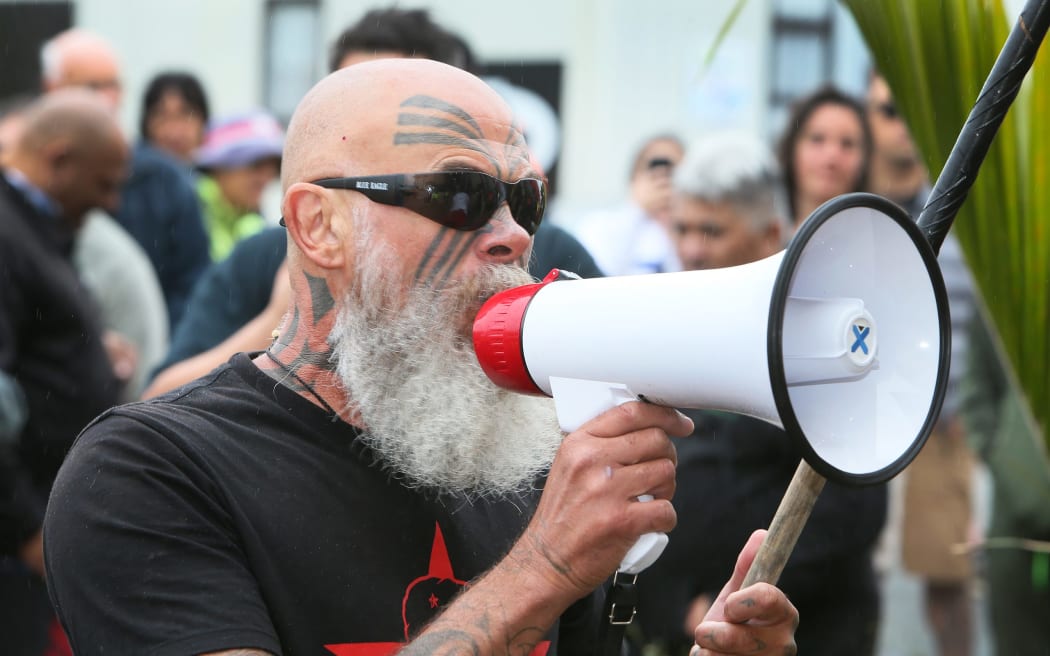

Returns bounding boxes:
[540,268,581,282]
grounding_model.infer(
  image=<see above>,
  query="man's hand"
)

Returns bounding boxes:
[692,530,798,655]
[511,402,693,602]
[398,402,692,656]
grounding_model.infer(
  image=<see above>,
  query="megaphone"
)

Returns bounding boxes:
[474,193,950,572]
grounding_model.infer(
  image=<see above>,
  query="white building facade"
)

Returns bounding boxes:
[0,0,869,221]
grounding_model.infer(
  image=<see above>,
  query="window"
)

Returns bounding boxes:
[264,0,320,124]
[767,0,869,138]
[0,2,72,100]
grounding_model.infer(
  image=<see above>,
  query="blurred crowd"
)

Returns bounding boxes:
[1,6,1048,656]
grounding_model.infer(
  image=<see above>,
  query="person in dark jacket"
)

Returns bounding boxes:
[635,132,886,656]
[0,89,127,656]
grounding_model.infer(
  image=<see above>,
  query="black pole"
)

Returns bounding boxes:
[917,0,1050,255]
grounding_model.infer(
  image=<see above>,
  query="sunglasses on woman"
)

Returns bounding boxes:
[303,170,546,236]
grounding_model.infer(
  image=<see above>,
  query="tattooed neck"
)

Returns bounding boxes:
[262,349,339,418]
[257,268,347,418]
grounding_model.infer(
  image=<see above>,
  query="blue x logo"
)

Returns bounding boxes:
[851,324,870,355]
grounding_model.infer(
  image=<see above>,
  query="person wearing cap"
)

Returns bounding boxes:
[195,111,283,261]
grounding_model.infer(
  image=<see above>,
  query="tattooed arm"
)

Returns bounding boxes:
[397,491,799,656]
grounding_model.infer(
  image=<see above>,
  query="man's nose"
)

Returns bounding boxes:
[679,234,708,269]
[472,204,532,264]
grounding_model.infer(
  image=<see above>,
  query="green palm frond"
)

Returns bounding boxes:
[843,0,1048,450]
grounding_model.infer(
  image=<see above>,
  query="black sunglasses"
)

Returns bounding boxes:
[305,170,546,236]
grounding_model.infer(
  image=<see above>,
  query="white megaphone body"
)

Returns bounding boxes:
[473,194,951,574]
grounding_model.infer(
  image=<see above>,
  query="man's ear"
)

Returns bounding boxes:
[282,182,346,270]
[42,137,74,169]
[39,138,75,190]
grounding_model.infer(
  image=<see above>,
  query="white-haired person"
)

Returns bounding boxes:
[195,110,284,261]
[634,132,885,656]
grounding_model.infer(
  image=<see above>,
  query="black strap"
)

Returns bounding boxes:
[597,571,639,656]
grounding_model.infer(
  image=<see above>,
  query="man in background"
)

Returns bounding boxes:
[636,132,886,656]
[868,71,977,656]
[0,90,128,656]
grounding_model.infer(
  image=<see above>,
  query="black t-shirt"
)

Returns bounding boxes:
[45,353,598,655]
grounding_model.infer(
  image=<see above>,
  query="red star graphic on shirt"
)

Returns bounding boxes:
[324,523,550,656]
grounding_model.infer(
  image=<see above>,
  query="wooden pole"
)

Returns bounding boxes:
[741,460,826,587]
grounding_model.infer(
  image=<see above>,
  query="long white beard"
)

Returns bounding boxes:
[330,232,562,498]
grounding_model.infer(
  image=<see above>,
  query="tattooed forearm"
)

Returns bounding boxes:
[397,619,545,655]
[506,627,546,656]
[397,629,482,655]
[524,530,571,579]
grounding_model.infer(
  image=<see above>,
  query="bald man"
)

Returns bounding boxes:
[0,89,127,655]
[41,29,123,111]
[45,61,798,655]
[42,29,209,331]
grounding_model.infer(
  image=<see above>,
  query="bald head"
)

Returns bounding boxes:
[41,28,122,111]
[282,58,522,191]
[9,89,127,225]
[279,57,537,312]
[16,89,122,153]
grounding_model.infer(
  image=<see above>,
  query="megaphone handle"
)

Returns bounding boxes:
[741,460,827,588]
[547,377,669,574]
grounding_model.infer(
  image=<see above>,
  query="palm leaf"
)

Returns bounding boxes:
[843,0,1048,451]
